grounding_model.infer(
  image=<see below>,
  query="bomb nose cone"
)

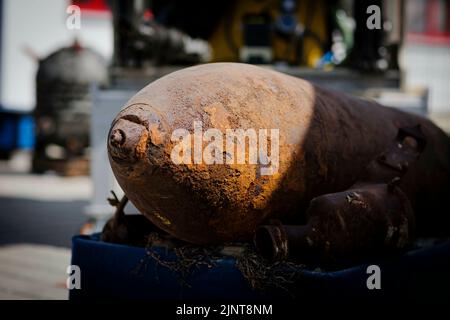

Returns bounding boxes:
[108,118,149,162]
[110,129,125,147]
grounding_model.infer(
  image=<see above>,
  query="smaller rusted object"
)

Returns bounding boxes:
[102,192,164,246]
[254,126,425,265]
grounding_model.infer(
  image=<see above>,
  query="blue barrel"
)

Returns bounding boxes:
[0,110,34,157]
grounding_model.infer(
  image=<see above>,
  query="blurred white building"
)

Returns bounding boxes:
[401,0,450,116]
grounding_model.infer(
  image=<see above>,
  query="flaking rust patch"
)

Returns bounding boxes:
[135,130,149,158]
[204,102,231,131]
[148,123,165,146]
[153,211,171,226]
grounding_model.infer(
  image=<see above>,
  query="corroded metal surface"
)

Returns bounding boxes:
[108,63,450,245]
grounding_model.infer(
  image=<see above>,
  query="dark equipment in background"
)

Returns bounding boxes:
[147,0,399,70]
[32,41,108,175]
[109,0,211,69]
[241,12,273,64]
[347,0,391,71]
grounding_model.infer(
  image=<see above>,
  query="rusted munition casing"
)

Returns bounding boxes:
[108,63,450,245]
[255,183,415,264]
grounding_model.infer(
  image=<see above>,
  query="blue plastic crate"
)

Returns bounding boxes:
[70,234,450,301]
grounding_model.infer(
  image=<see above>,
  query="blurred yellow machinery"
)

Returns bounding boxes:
[208,0,328,67]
